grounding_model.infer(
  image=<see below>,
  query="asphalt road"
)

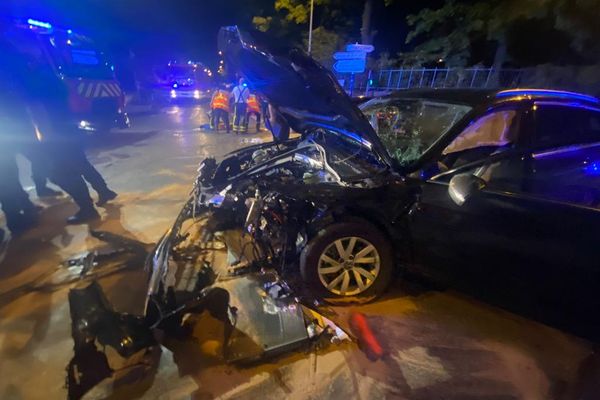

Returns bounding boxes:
[0,104,597,400]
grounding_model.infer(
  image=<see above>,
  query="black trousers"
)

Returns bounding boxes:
[47,141,107,211]
[211,108,230,132]
[0,151,36,231]
[233,103,247,133]
[21,143,52,194]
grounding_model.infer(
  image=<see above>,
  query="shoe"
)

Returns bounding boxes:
[96,189,118,206]
[67,208,100,224]
[37,187,62,197]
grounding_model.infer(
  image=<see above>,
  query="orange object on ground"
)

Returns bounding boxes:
[349,312,384,361]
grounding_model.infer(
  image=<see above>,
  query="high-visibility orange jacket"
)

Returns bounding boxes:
[211,90,230,111]
[247,94,261,114]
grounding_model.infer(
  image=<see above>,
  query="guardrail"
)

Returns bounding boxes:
[338,68,525,96]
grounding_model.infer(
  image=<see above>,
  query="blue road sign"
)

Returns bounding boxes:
[333,58,366,74]
[333,51,367,60]
[346,43,375,53]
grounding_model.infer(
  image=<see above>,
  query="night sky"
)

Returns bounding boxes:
[1,0,437,68]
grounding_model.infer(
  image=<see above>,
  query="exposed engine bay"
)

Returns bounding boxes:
[64,130,386,399]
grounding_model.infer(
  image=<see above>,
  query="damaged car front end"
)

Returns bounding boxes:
[66,26,417,399]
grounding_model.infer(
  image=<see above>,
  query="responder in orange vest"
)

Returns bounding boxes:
[245,94,263,132]
[210,84,231,133]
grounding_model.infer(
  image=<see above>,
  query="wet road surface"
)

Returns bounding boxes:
[0,104,597,400]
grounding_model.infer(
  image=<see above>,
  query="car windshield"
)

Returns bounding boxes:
[361,98,472,166]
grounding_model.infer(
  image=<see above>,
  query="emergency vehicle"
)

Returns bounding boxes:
[2,17,130,133]
[150,61,213,105]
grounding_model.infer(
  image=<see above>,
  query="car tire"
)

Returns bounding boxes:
[300,221,394,304]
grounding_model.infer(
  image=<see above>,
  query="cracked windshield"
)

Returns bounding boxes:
[363,99,472,165]
[2,1,600,399]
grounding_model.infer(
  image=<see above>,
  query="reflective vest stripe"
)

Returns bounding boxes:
[211,91,229,110]
[247,95,260,113]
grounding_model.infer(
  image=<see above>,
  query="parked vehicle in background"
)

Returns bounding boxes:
[2,17,130,133]
[148,61,213,107]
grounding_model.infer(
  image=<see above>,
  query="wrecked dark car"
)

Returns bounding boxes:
[67,25,600,398]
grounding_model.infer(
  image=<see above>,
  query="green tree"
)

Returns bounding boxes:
[405,0,600,68]
[254,0,397,47]
[554,0,600,62]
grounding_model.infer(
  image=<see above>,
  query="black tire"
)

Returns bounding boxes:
[300,221,394,304]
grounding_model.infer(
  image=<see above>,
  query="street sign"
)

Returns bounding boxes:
[346,43,375,53]
[333,58,366,74]
[333,51,367,60]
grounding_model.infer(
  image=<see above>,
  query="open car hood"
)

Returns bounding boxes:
[218,26,394,166]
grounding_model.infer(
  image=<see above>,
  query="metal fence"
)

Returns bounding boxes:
[338,68,525,96]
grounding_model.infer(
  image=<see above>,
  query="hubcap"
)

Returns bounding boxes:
[317,236,380,296]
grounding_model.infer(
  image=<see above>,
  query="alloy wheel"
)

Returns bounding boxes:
[317,236,381,296]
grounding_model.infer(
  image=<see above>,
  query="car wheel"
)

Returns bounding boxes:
[300,221,394,303]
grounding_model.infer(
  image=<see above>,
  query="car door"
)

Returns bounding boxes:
[411,102,600,337]
[408,106,534,300]
[521,103,600,336]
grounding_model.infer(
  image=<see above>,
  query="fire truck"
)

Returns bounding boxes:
[2,17,130,133]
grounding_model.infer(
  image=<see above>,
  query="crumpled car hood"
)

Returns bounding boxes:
[218,26,394,167]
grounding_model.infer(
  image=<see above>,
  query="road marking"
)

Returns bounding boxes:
[392,346,451,390]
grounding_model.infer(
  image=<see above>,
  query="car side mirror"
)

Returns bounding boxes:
[448,173,487,206]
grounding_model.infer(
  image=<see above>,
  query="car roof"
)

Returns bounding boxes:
[388,88,496,106]
[383,88,600,108]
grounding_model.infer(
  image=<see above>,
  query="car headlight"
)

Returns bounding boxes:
[170,89,177,99]
[193,90,201,99]
[78,120,95,131]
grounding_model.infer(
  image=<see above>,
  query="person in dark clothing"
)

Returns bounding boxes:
[21,143,62,198]
[0,150,38,234]
[0,49,38,234]
[31,103,113,223]
[4,37,116,224]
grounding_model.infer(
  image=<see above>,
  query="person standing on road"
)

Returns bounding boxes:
[25,53,117,224]
[210,84,231,133]
[230,78,250,134]
[0,48,39,235]
[22,143,62,198]
[245,94,262,133]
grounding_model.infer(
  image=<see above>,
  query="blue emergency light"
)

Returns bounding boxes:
[497,89,599,103]
[27,18,52,29]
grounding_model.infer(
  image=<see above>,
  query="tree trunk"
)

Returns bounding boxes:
[361,0,374,44]
[492,35,507,71]
[488,34,507,87]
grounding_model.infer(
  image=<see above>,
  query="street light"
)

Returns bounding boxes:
[308,0,314,54]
